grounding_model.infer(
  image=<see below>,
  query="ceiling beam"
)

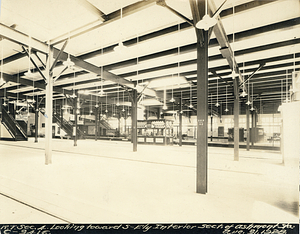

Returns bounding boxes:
[1,73,72,95]
[157,0,194,27]
[50,0,157,46]
[0,22,159,98]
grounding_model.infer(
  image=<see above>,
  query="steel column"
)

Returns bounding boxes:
[196,30,208,194]
[246,104,250,151]
[210,116,213,141]
[34,96,39,143]
[251,111,255,146]
[179,98,182,147]
[95,107,98,141]
[234,80,240,161]
[132,89,138,152]
[45,46,53,165]
[74,94,78,147]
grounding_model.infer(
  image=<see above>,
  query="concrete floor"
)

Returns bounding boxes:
[0,138,298,223]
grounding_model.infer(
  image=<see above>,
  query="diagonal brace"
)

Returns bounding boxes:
[239,63,265,88]
[22,46,47,83]
[50,39,68,73]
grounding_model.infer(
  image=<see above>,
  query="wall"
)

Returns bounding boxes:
[0,122,13,138]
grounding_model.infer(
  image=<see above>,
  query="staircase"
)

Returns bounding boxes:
[99,119,112,130]
[53,112,85,139]
[1,108,28,141]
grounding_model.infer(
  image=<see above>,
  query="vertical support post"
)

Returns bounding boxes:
[95,107,98,141]
[246,104,250,151]
[118,113,121,136]
[34,96,39,143]
[234,82,239,161]
[132,89,138,152]
[125,113,127,136]
[60,100,63,124]
[74,93,78,146]
[45,45,53,165]
[251,111,255,146]
[196,30,208,194]
[179,98,182,147]
[210,116,213,141]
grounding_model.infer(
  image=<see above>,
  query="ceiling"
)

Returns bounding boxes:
[0,0,299,117]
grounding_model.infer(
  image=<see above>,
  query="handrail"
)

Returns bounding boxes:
[53,113,85,138]
[2,108,27,139]
[100,119,112,129]
[2,108,16,137]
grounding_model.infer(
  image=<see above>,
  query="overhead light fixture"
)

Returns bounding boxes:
[0,77,5,85]
[79,90,89,95]
[98,89,105,96]
[70,90,77,98]
[95,104,99,108]
[246,100,251,105]
[224,85,229,113]
[27,98,36,104]
[240,90,247,97]
[114,7,127,52]
[170,77,175,102]
[250,82,255,111]
[195,0,218,31]
[215,77,220,107]
[162,105,167,110]
[105,93,108,113]
[114,41,127,52]
[24,69,34,78]
[70,71,77,98]
[189,82,193,108]
[63,54,74,69]
[3,102,7,107]
[232,70,236,79]
[62,105,72,110]
[196,14,217,31]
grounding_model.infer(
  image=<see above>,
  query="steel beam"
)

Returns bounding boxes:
[34,96,39,143]
[2,73,72,95]
[45,46,53,165]
[209,0,244,94]
[74,92,78,147]
[196,29,209,194]
[246,103,250,151]
[0,22,158,97]
[95,107,98,141]
[51,0,157,45]
[179,97,182,147]
[22,46,47,82]
[157,0,194,27]
[233,78,239,161]
[50,39,68,73]
[132,89,138,152]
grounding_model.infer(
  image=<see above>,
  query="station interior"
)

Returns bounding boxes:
[0,0,299,224]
